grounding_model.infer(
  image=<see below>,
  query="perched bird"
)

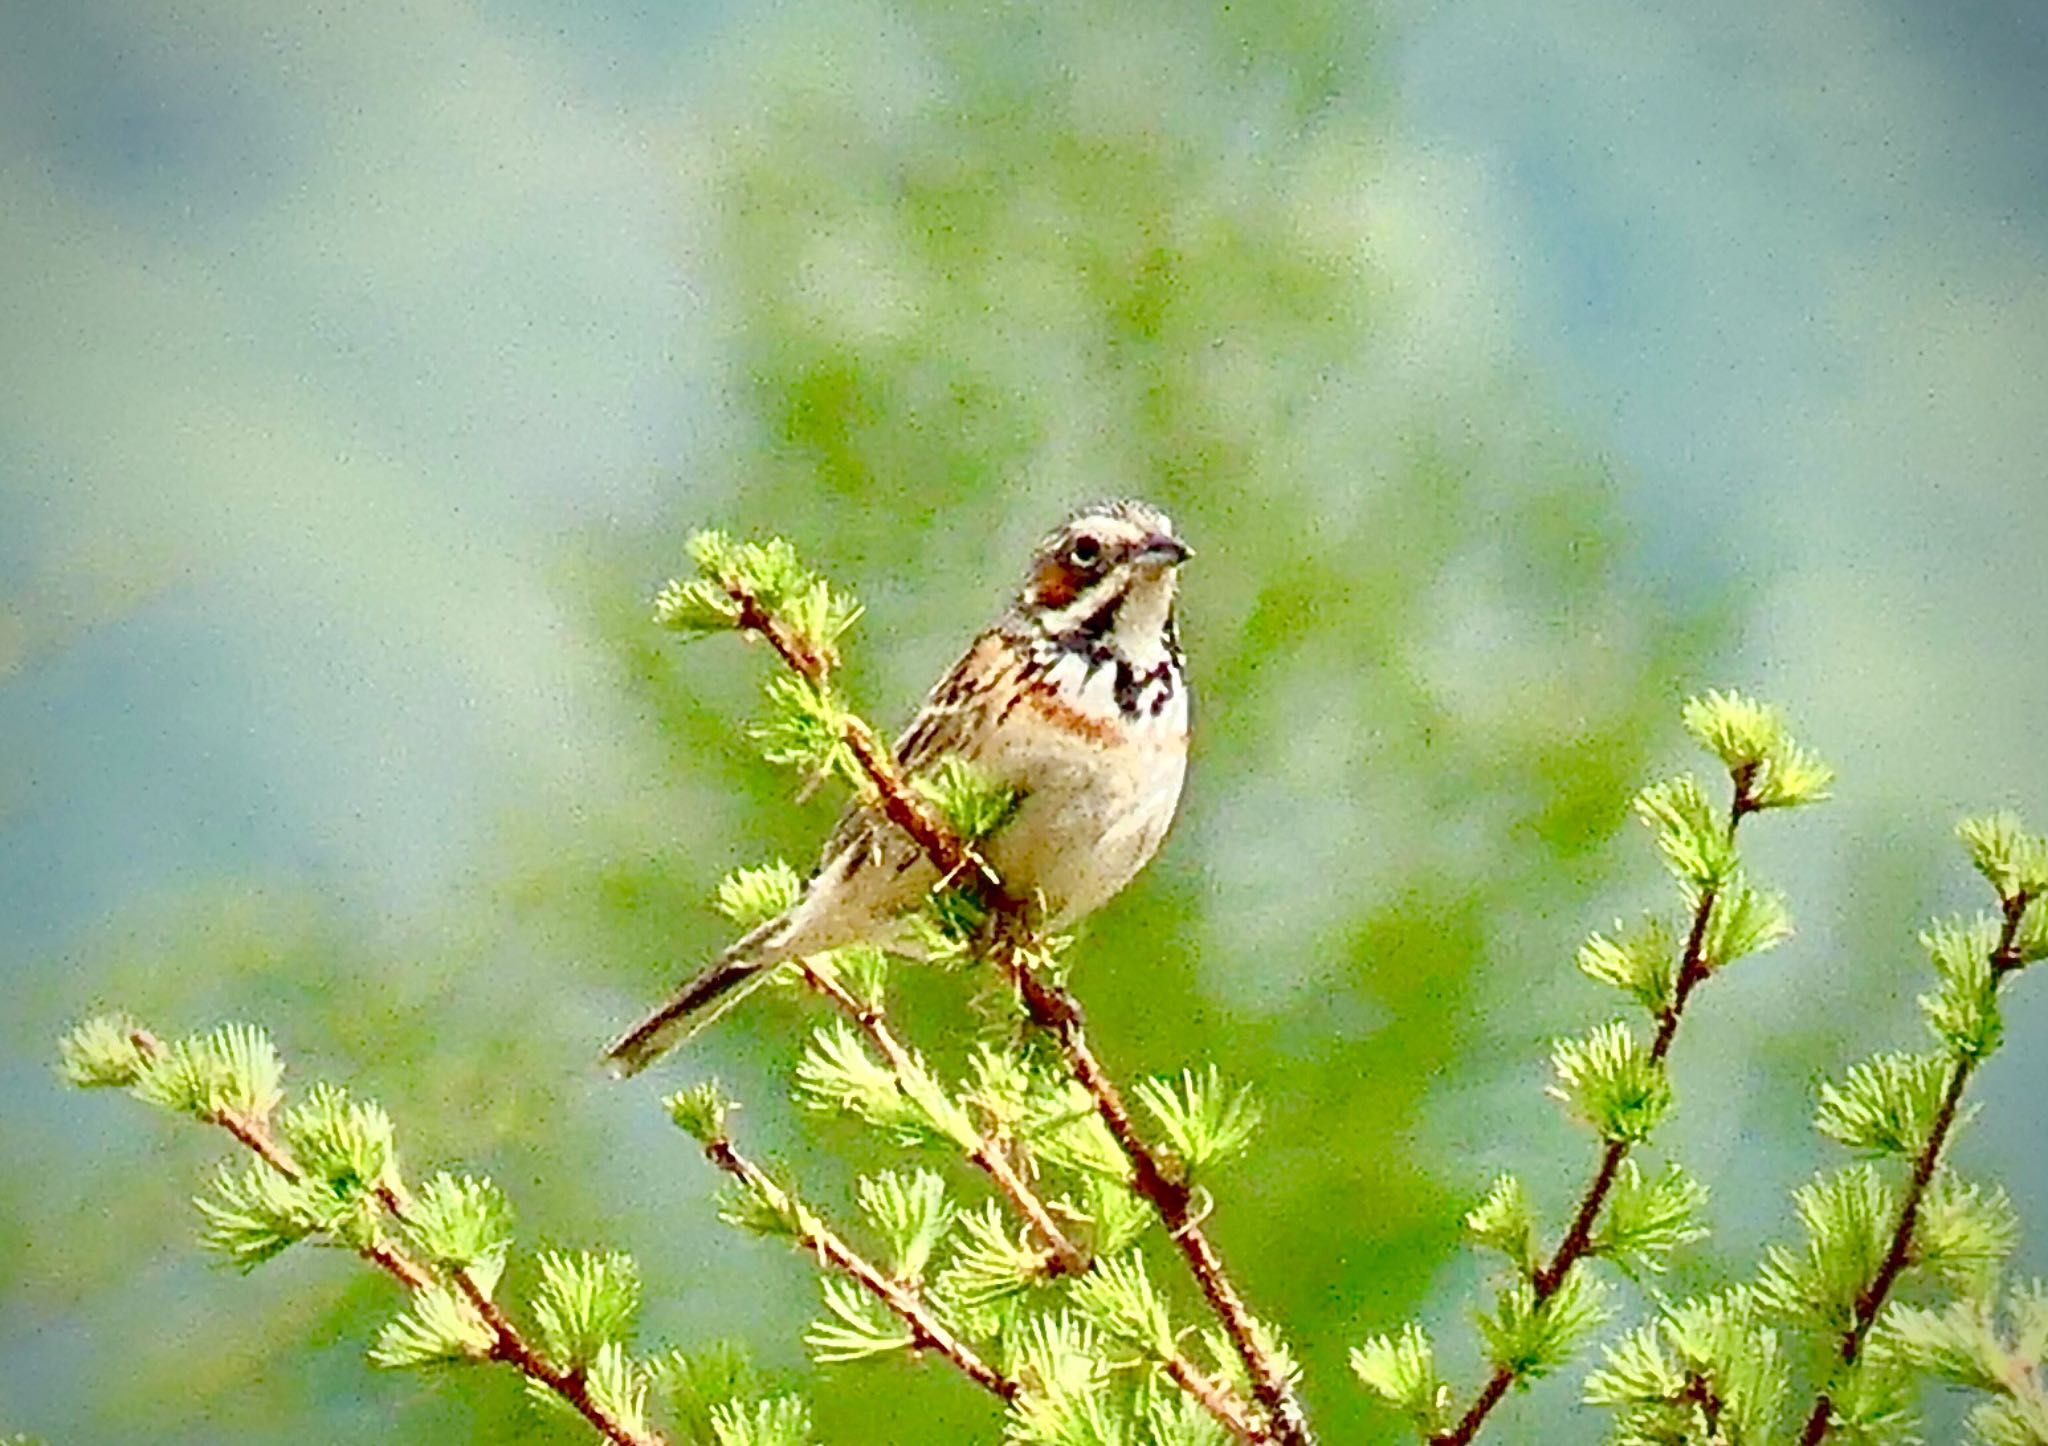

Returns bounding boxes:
[604,499,1192,1076]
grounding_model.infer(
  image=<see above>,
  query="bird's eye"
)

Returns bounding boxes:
[1068,536,1101,567]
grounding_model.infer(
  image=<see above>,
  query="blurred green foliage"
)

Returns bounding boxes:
[19,1,1714,1442]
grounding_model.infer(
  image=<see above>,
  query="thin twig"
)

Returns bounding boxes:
[814,948,1269,1443]
[127,1032,662,1446]
[730,595,1014,906]
[206,1106,437,1292]
[728,583,1305,1444]
[697,1129,1020,1403]
[1796,891,2034,1446]
[994,932,1308,1445]
[1164,1353,1267,1442]
[1431,786,1756,1446]
[796,961,1090,1277]
[1680,1371,1726,1438]
[972,1140,1086,1276]
[705,1001,1261,1443]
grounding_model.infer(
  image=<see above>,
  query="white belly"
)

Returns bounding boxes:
[980,655,1188,924]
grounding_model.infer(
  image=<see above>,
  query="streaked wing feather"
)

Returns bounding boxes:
[816,629,1021,864]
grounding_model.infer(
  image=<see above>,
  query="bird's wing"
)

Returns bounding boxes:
[814,627,1022,868]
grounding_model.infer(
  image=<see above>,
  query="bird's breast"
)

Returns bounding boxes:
[978,645,1188,921]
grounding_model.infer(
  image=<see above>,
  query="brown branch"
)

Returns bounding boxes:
[1680,1371,1726,1438]
[796,961,1090,1277]
[724,580,1303,1443]
[1528,1141,1629,1302]
[973,1141,1086,1276]
[124,1031,662,1446]
[701,1115,1255,1443]
[1440,1369,1514,1444]
[697,1130,1020,1403]
[807,954,1265,1443]
[744,593,1073,1278]
[791,878,1267,1445]
[1797,891,2033,1446]
[368,1183,657,1446]
[1431,787,1754,1446]
[730,594,1014,905]
[207,1107,437,1293]
[995,933,1308,1445]
[444,1266,661,1446]
[1164,1353,1267,1442]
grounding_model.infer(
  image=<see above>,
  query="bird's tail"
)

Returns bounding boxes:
[603,913,797,1078]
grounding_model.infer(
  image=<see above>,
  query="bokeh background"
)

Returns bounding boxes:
[5,1,2046,1441]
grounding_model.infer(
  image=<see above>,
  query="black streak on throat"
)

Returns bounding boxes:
[1037,597,1182,723]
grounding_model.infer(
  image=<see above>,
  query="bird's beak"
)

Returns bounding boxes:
[1135,534,1192,568]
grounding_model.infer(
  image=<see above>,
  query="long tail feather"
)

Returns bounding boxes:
[603,914,795,1077]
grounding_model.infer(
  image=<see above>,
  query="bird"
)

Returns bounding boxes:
[604,499,1192,1076]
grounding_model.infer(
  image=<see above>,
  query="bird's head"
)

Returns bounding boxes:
[1019,499,1189,661]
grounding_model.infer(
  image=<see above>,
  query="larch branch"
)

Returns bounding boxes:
[1430,784,1753,1446]
[1796,890,2034,1446]
[723,578,1307,1445]
[126,1030,662,1446]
